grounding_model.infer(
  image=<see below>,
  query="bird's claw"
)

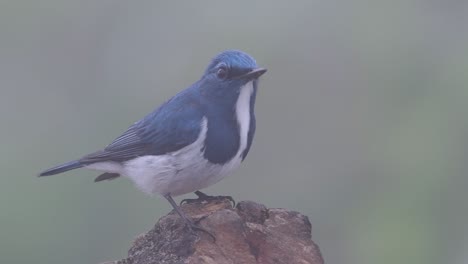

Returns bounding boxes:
[180,191,236,207]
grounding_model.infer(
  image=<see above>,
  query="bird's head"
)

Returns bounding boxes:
[199,50,267,99]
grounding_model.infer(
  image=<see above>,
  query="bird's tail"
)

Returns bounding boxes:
[38,160,83,176]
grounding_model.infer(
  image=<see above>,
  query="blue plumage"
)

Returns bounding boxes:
[39,50,266,238]
[81,88,205,163]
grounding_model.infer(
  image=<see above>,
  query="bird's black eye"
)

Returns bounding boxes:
[216,65,228,79]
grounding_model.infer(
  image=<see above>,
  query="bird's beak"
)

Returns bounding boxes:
[236,68,267,80]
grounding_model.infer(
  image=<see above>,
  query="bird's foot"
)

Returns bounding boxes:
[180,191,236,207]
[164,193,216,242]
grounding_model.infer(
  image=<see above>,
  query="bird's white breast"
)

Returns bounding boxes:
[87,81,255,197]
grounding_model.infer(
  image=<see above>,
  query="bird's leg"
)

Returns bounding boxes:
[164,193,215,242]
[180,190,236,207]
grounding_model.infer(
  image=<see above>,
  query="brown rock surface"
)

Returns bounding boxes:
[106,198,324,264]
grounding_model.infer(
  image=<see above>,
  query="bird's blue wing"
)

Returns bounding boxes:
[80,92,204,164]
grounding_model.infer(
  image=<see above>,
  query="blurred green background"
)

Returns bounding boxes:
[1,1,468,263]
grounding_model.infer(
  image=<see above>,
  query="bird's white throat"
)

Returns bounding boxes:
[235,80,254,158]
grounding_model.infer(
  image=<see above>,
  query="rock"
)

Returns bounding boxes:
[106,198,324,264]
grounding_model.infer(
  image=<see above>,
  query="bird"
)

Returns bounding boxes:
[39,50,267,239]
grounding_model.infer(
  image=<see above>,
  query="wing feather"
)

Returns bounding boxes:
[80,91,204,164]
